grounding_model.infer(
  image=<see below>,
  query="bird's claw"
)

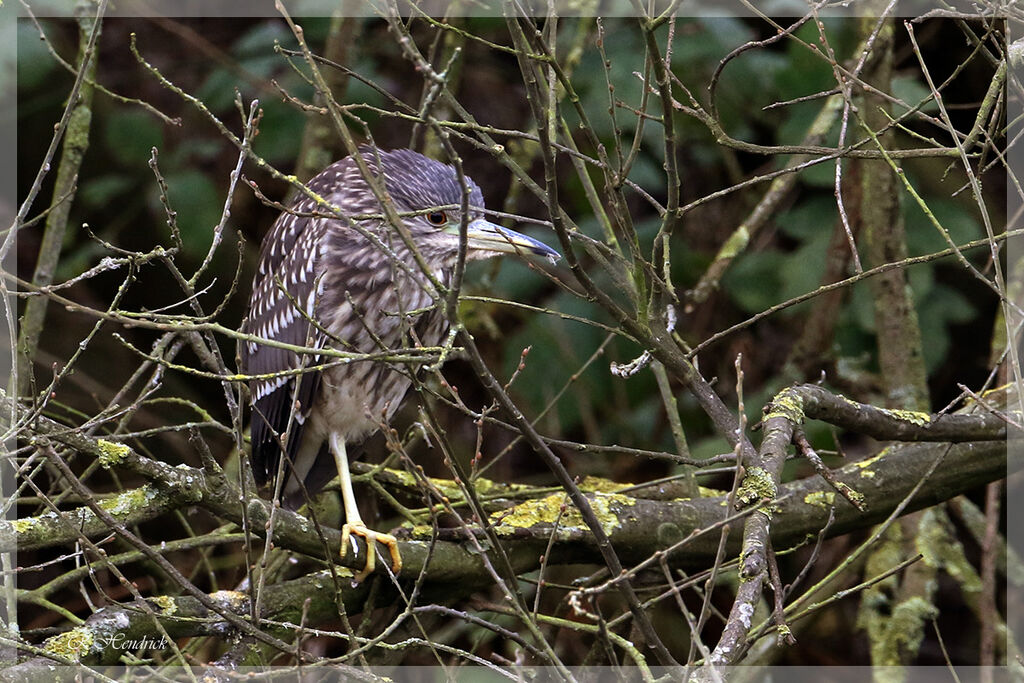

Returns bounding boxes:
[340,522,401,583]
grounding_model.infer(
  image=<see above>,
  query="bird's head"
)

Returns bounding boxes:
[354,147,560,266]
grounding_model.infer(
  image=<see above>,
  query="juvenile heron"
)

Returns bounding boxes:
[240,147,558,582]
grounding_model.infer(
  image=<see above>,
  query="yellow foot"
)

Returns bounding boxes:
[340,522,402,583]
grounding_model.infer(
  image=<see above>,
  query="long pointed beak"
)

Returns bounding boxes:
[450,219,561,263]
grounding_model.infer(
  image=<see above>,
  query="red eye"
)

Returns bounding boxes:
[427,210,448,226]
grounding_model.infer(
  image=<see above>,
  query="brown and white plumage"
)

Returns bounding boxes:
[240,147,557,580]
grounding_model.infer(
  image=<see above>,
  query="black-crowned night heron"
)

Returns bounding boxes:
[240,147,558,582]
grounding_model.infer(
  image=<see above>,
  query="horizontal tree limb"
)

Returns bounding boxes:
[781,383,1014,442]
[10,398,1013,578]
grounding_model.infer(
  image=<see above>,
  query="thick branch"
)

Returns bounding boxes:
[8,402,1011,577]
[784,383,1012,442]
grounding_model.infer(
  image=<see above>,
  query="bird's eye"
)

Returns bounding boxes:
[426,210,448,226]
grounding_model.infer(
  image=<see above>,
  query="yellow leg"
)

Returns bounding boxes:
[330,433,401,583]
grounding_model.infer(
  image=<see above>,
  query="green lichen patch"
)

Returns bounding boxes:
[490,494,570,534]
[471,477,537,498]
[879,408,931,426]
[490,492,636,538]
[578,476,630,494]
[698,486,726,498]
[9,517,36,533]
[380,468,532,503]
[803,491,835,509]
[151,595,177,615]
[383,469,418,488]
[853,452,885,479]
[406,524,434,540]
[45,627,94,662]
[736,466,777,507]
[413,474,463,500]
[99,486,157,516]
[96,439,130,468]
[763,388,805,424]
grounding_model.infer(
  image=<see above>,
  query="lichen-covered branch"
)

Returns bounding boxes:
[7,386,1012,581]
